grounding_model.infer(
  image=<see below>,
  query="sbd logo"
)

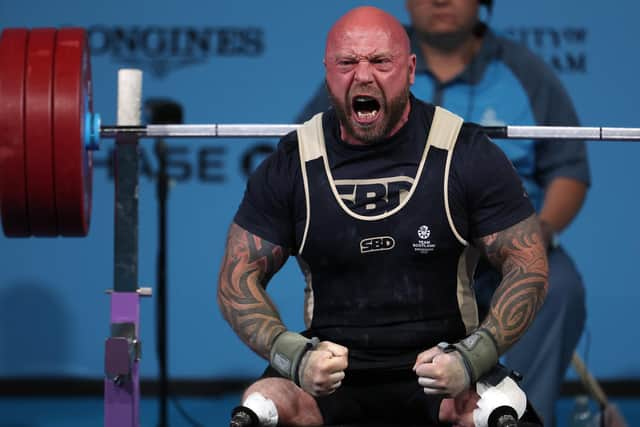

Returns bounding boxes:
[360,236,396,253]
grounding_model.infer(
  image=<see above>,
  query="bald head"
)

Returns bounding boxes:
[325,6,410,60]
[323,7,416,145]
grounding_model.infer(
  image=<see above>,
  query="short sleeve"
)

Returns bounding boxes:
[450,126,535,240]
[233,135,302,249]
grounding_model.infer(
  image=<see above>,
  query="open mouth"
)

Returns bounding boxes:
[352,96,381,123]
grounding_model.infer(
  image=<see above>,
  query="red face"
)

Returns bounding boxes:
[406,0,480,37]
[324,25,416,145]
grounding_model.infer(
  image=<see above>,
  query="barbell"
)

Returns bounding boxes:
[1,27,639,238]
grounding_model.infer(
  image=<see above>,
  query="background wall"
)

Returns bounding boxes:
[0,0,638,383]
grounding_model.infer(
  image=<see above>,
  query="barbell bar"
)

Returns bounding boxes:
[2,27,640,238]
[98,123,640,140]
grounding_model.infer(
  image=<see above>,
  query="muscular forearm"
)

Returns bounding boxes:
[477,215,549,353]
[217,223,289,359]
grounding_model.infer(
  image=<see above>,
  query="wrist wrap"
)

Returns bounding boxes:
[269,331,315,386]
[448,329,499,383]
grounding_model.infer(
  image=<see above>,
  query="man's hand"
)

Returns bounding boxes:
[297,341,348,396]
[414,345,470,397]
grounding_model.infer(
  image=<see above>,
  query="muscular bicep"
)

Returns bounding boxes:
[217,222,290,358]
[473,214,549,352]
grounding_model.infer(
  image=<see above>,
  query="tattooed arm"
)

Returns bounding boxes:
[416,214,548,397]
[474,214,549,353]
[217,222,290,359]
[218,222,348,394]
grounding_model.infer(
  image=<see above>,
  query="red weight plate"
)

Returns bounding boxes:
[0,29,30,237]
[53,28,93,236]
[25,28,58,236]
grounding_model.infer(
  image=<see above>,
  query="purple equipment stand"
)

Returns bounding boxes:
[105,292,141,427]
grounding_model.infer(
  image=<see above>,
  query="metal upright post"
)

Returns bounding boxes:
[104,69,146,427]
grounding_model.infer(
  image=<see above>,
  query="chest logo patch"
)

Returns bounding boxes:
[413,225,436,254]
[360,236,395,254]
[335,177,413,215]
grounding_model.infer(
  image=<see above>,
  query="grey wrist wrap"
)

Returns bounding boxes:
[450,329,499,383]
[269,331,316,386]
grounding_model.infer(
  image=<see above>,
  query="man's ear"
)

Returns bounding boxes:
[409,53,417,85]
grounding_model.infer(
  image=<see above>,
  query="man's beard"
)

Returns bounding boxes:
[327,81,411,145]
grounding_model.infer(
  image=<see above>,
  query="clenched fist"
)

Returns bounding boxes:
[413,345,470,397]
[297,341,348,396]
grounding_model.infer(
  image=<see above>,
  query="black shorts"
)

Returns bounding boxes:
[261,366,444,426]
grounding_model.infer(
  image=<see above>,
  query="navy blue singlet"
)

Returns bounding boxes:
[295,107,480,371]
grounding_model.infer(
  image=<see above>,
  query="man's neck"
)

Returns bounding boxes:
[419,33,482,84]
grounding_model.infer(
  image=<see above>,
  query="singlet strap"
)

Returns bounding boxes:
[296,113,324,254]
[429,107,467,246]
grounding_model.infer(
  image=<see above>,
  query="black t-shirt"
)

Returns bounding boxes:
[235,95,532,251]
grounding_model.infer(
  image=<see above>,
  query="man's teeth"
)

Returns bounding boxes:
[357,110,378,119]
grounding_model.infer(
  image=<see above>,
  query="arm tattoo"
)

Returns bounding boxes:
[474,214,549,353]
[217,222,290,359]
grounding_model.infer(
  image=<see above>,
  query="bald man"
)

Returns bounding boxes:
[218,6,547,426]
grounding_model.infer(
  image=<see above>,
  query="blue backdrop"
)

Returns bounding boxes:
[1,1,639,382]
